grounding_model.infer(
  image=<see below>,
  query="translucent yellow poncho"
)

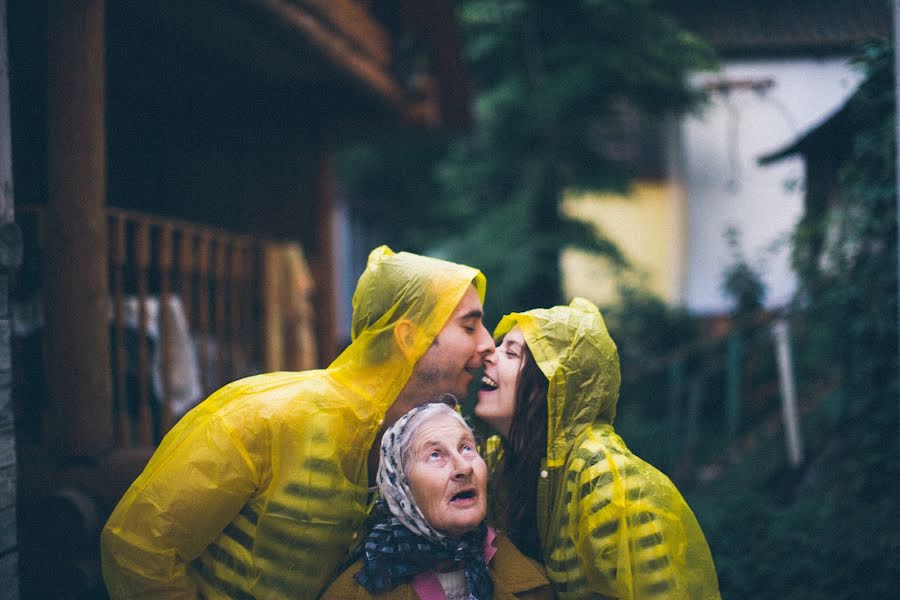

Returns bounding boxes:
[101,246,486,599]
[493,298,720,600]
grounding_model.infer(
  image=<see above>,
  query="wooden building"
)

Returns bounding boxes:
[4,1,471,597]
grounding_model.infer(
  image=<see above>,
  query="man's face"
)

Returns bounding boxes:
[386,285,493,425]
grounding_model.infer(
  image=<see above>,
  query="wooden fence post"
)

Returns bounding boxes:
[726,332,742,439]
[667,358,685,473]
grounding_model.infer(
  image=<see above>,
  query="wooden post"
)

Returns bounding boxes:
[894,0,900,462]
[177,228,195,331]
[0,0,12,223]
[726,332,742,439]
[214,237,228,386]
[133,220,153,446]
[0,0,19,589]
[44,0,113,456]
[262,242,283,372]
[312,136,337,366]
[109,216,130,447]
[677,371,704,484]
[228,240,243,379]
[667,358,685,472]
[196,231,212,392]
[158,224,174,434]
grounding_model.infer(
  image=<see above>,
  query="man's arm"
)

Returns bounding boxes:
[101,413,260,599]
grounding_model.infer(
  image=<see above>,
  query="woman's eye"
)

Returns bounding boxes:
[505,351,519,359]
[428,451,441,460]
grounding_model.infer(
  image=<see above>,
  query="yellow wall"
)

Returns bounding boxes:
[561,181,686,306]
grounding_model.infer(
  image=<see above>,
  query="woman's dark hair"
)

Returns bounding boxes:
[499,345,549,561]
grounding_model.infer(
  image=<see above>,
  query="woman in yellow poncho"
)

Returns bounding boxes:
[474,298,720,599]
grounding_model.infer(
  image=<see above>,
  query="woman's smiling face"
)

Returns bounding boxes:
[406,413,488,538]
[474,326,527,438]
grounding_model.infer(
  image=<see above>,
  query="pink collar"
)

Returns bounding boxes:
[411,527,497,600]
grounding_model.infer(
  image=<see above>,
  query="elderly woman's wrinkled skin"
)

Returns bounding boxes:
[406,412,488,538]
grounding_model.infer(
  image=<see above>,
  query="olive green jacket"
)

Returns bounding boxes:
[321,531,554,600]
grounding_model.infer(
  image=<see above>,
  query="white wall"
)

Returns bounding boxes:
[679,57,863,314]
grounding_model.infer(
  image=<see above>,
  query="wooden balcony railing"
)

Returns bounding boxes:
[15,205,307,448]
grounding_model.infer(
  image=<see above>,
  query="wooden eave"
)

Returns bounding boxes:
[758,100,855,166]
[132,0,470,130]
[393,0,473,130]
[661,0,890,57]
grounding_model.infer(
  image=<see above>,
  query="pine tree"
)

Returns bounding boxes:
[340,0,716,319]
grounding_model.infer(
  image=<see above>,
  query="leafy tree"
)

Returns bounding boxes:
[720,226,767,316]
[340,0,715,320]
[691,38,900,599]
[791,39,897,420]
[593,39,899,599]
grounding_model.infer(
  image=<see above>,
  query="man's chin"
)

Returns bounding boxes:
[434,393,460,408]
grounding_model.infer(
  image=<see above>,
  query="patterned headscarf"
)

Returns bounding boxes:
[354,402,493,599]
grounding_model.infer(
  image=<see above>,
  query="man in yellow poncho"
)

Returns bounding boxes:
[100,246,494,599]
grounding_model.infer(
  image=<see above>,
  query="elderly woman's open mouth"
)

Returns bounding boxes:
[449,488,479,506]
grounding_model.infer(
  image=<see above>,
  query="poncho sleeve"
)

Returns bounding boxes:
[101,409,261,599]
[566,433,719,599]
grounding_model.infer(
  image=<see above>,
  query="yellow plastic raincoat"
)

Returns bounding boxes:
[101,246,486,600]
[492,298,720,600]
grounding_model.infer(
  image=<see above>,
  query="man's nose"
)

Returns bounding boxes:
[474,324,493,359]
[482,346,498,366]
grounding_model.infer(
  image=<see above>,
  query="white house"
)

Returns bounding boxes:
[563,0,888,314]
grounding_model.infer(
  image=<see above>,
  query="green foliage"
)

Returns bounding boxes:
[720,227,767,315]
[791,38,897,420]
[689,389,900,600]
[609,38,898,599]
[603,285,701,465]
[338,0,715,321]
[605,284,700,371]
[691,39,899,599]
[343,20,899,597]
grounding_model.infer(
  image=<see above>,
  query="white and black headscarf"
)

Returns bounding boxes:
[354,402,493,599]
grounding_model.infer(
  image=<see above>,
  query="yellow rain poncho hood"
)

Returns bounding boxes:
[101,246,486,600]
[494,297,620,468]
[493,298,720,600]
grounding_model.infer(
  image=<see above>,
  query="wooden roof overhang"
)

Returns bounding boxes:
[128,0,471,131]
[661,0,890,57]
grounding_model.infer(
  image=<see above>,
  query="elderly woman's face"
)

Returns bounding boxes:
[406,413,487,538]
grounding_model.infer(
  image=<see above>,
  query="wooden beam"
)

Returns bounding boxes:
[44,0,114,457]
[0,0,12,222]
[395,0,473,129]
[290,0,391,67]
[246,0,410,116]
[312,134,338,366]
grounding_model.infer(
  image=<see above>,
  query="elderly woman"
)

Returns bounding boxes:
[322,402,552,600]
[475,298,720,599]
